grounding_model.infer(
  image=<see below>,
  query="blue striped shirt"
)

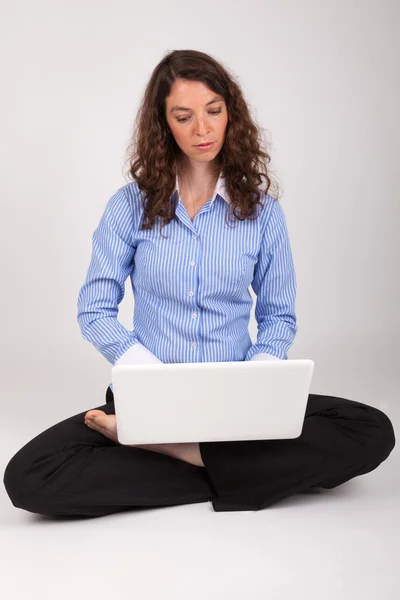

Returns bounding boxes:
[77,175,298,392]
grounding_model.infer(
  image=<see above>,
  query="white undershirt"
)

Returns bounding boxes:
[115,343,280,366]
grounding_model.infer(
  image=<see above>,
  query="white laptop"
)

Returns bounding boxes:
[111,359,314,445]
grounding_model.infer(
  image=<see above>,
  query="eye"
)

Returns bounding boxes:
[176,109,222,124]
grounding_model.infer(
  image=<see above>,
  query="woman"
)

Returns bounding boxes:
[3,49,395,516]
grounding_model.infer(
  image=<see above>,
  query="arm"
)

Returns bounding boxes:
[77,187,159,365]
[245,198,298,361]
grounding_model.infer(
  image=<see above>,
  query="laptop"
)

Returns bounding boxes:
[111,359,314,445]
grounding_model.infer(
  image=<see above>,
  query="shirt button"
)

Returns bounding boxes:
[190,260,196,266]
[192,312,198,319]
[191,342,197,348]
[188,290,194,296]
[192,234,198,239]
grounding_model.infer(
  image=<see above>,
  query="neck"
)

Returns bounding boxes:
[176,156,219,193]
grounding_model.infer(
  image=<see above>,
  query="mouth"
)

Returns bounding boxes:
[194,141,216,150]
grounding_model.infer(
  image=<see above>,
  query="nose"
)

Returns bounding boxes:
[194,115,210,136]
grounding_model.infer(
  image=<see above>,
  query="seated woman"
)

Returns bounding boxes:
[3,49,395,517]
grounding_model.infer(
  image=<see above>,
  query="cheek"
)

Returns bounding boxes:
[219,116,228,135]
[171,126,189,148]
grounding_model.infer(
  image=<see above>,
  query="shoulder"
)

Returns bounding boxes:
[116,181,145,208]
[99,182,145,239]
[111,181,146,223]
[255,191,291,245]
[257,190,280,223]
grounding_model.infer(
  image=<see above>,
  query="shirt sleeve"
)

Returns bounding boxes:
[245,198,298,361]
[77,187,140,364]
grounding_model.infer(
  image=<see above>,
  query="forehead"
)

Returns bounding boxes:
[166,79,224,106]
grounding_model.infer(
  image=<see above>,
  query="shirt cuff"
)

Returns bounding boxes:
[250,352,281,361]
[114,343,163,365]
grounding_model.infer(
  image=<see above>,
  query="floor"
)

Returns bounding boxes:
[1,385,399,600]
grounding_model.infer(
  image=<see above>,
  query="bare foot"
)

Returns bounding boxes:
[84,410,121,444]
[84,411,205,467]
[84,411,149,450]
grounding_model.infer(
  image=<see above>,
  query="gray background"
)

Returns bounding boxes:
[1,1,399,421]
[1,1,399,599]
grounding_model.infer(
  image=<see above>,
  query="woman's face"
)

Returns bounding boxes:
[165,78,228,166]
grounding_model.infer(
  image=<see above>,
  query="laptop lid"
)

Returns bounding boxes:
[111,359,314,445]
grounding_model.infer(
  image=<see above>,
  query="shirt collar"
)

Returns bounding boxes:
[173,172,231,206]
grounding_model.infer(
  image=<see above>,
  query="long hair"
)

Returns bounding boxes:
[123,49,280,235]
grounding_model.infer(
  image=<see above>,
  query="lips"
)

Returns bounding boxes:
[195,142,214,147]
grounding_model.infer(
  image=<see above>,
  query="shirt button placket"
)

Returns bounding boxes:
[190,232,199,353]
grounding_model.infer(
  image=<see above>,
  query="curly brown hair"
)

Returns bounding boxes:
[123,49,280,235]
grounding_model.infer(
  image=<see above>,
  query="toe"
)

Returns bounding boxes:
[85,410,105,419]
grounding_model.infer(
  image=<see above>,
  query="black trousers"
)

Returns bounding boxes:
[3,386,396,516]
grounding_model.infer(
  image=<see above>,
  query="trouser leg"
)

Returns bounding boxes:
[3,389,214,518]
[199,393,396,512]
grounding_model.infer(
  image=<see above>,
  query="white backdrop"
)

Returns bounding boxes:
[1,0,399,431]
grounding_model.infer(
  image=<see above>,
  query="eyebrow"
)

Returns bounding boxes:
[170,96,224,113]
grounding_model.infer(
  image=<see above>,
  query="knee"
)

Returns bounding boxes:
[3,450,41,513]
[367,406,396,463]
